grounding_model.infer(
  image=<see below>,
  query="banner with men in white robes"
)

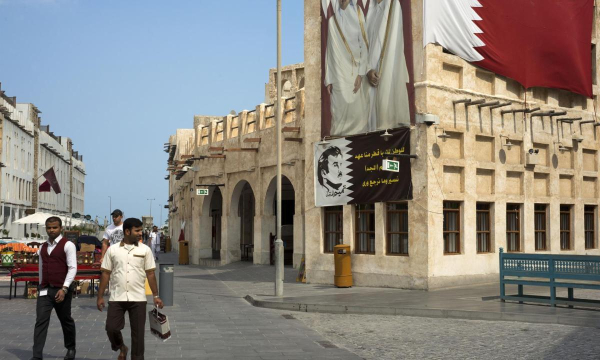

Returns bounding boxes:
[321,0,414,138]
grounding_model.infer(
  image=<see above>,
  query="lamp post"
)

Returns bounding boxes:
[108,195,111,219]
[274,0,284,297]
[147,198,155,217]
[159,204,163,229]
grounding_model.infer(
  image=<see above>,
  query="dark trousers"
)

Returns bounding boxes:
[32,286,76,359]
[106,301,147,360]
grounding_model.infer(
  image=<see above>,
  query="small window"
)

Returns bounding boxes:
[476,203,491,253]
[355,204,375,254]
[443,201,461,254]
[324,206,343,253]
[506,204,521,252]
[387,202,408,255]
[560,205,572,250]
[534,204,547,251]
[585,205,596,249]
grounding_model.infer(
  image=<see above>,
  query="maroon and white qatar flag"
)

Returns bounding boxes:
[41,167,61,194]
[424,0,594,97]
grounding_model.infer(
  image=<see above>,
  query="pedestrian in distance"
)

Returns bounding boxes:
[149,226,161,261]
[31,216,77,360]
[97,217,163,360]
[101,209,124,263]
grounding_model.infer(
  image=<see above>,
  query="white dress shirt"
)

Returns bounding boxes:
[101,241,156,302]
[37,235,78,288]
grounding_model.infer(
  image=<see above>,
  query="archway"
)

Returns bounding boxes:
[230,182,256,262]
[209,187,223,259]
[264,176,295,266]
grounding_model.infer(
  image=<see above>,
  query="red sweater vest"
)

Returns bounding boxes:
[40,238,68,288]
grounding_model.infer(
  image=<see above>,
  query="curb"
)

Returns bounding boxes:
[244,295,600,329]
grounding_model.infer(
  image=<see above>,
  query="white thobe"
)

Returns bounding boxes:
[366,0,410,130]
[325,0,370,136]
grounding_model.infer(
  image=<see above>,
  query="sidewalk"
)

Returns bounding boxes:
[170,253,600,328]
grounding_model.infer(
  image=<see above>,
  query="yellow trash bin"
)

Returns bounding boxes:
[178,241,189,265]
[165,237,171,253]
[333,244,352,287]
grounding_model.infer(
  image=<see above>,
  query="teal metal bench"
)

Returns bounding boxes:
[499,247,600,307]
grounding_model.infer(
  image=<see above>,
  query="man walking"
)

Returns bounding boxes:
[97,218,163,360]
[31,216,77,360]
[101,209,124,262]
[149,226,161,261]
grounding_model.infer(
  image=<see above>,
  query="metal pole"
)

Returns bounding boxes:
[147,198,155,217]
[275,0,284,297]
[159,263,174,306]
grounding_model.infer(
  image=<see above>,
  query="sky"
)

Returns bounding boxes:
[0,0,305,224]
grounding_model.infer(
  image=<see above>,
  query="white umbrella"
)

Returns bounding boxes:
[13,212,56,226]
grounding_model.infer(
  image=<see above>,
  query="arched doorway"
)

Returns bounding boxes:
[210,187,223,260]
[264,176,295,266]
[239,183,255,261]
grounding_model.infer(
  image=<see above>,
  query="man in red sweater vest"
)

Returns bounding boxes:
[31,216,77,360]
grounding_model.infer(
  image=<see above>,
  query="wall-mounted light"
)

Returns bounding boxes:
[499,134,513,150]
[554,141,567,153]
[381,129,392,141]
[435,126,450,140]
[318,138,330,146]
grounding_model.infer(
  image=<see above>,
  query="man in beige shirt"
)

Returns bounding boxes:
[97,218,163,360]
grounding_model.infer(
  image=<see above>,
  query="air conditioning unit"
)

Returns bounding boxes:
[526,152,539,166]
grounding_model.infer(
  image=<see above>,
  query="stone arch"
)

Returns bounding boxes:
[262,175,298,266]
[282,80,293,97]
[227,180,256,263]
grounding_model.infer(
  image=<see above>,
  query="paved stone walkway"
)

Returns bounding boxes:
[0,254,361,360]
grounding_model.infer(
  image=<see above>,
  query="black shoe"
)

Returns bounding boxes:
[64,348,76,360]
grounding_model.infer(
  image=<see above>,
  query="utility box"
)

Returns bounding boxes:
[526,152,539,166]
[178,241,189,265]
[333,244,352,288]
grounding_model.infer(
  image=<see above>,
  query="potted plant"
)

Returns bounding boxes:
[1,246,14,266]
[1,229,10,239]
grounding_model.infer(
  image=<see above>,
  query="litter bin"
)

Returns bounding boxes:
[178,241,189,265]
[165,237,171,253]
[333,244,352,287]
[159,264,174,306]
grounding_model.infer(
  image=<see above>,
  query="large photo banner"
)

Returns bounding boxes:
[321,0,415,138]
[314,128,412,207]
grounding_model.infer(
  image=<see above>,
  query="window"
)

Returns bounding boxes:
[324,206,343,253]
[355,204,375,254]
[560,205,572,250]
[476,203,491,253]
[443,201,461,254]
[534,204,547,251]
[387,202,408,255]
[585,205,596,249]
[506,204,521,252]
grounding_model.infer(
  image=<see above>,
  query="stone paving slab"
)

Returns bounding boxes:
[0,253,362,360]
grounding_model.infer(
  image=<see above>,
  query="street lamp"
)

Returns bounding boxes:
[108,195,112,219]
[147,198,155,217]
[274,0,284,297]
[159,204,163,229]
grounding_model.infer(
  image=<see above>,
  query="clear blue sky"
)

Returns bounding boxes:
[0,0,305,224]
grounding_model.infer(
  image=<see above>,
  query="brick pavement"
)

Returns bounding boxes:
[0,253,362,360]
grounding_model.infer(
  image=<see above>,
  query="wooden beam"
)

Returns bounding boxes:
[209,147,224,152]
[207,155,226,159]
[224,148,259,152]
[181,155,194,159]
[282,126,300,133]
[284,138,303,143]
[243,138,262,143]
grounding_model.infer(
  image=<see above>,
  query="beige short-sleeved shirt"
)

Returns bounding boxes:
[100,241,156,302]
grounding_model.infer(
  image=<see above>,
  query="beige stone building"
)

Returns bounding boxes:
[166,1,600,289]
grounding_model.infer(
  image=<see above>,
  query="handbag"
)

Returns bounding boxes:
[148,307,171,341]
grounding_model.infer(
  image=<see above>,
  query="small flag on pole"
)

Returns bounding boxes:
[39,167,61,194]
